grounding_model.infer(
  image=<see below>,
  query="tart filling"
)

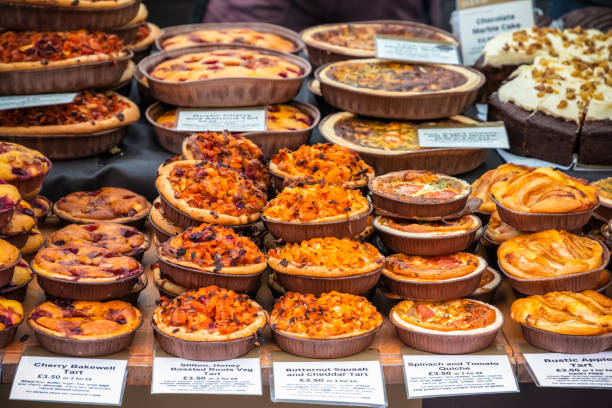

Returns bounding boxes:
[47,223,149,256]
[263,184,369,223]
[160,28,297,53]
[383,252,485,282]
[270,143,373,187]
[156,160,266,225]
[270,291,382,339]
[33,246,142,283]
[153,285,267,341]
[28,300,141,340]
[158,224,266,274]
[0,142,50,182]
[1,200,35,236]
[370,170,470,204]
[374,214,480,237]
[0,239,20,267]
[470,163,531,213]
[498,230,603,279]
[492,167,599,213]
[268,237,383,278]
[591,177,612,207]
[0,297,23,330]
[391,298,503,334]
[150,48,302,82]
[485,210,521,243]
[511,290,612,335]
[54,187,151,223]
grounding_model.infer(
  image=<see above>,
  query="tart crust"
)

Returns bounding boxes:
[383,253,486,282]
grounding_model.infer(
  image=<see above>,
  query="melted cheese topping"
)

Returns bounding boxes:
[0,142,50,182]
[270,291,382,339]
[47,223,148,256]
[161,28,296,53]
[498,230,603,279]
[511,290,612,335]
[0,298,23,330]
[376,214,480,237]
[150,49,302,82]
[383,252,483,282]
[485,210,521,243]
[470,163,531,213]
[371,170,469,203]
[55,187,150,222]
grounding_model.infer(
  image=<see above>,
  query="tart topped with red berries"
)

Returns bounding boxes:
[0,297,23,330]
[0,143,51,193]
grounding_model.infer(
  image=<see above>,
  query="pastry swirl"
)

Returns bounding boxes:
[470,163,531,213]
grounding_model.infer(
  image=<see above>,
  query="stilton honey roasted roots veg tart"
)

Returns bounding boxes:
[316,58,483,120]
[382,252,487,301]
[0,30,132,95]
[391,299,503,354]
[139,43,310,107]
[0,297,23,347]
[268,237,384,295]
[511,290,612,353]
[157,224,266,293]
[152,286,267,361]
[263,183,371,242]
[270,291,383,358]
[156,160,266,228]
[0,142,51,200]
[27,300,142,356]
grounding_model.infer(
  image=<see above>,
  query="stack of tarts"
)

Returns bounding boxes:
[109,3,161,63]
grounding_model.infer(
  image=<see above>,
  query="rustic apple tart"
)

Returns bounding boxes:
[470,163,531,213]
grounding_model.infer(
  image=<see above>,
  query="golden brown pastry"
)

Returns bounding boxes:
[470,163,531,212]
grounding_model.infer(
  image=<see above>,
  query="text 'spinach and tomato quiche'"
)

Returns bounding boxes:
[160,28,298,53]
[0,142,51,199]
[269,143,374,189]
[383,252,486,283]
[181,132,269,191]
[470,163,531,213]
[156,160,266,226]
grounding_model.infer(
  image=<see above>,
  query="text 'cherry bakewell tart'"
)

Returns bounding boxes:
[0,91,140,159]
[269,143,373,191]
[0,297,23,347]
[268,237,384,295]
[139,44,310,107]
[157,224,266,293]
[369,170,471,218]
[28,300,142,356]
[0,30,131,95]
[53,187,151,228]
[152,286,267,361]
[0,142,51,200]
[382,252,487,301]
[316,58,483,120]
[270,291,383,358]
[263,183,371,242]
[0,260,33,302]
[591,177,612,220]
[491,167,599,231]
[156,160,266,228]
[32,245,144,301]
[498,229,609,295]
[391,298,503,354]
[511,290,612,353]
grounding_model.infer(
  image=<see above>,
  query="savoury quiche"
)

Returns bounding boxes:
[160,28,298,53]
[591,177,612,208]
[383,252,485,282]
[370,170,471,204]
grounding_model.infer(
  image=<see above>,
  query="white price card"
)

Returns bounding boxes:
[271,360,386,407]
[375,36,460,65]
[175,107,267,132]
[151,355,262,395]
[403,354,518,398]
[417,121,509,148]
[0,93,78,111]
[457,0,534,65]
[523,352,612,389]
[9,355,127,405]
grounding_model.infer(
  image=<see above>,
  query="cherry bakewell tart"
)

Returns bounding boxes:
[0,142,51,200]
[0,238,21,287]
[156,160,266,228]
[0,297,24,348]
[20,227,43,261]
[270,291,382,358]
[0,260,33,302]
[30,195,52,224]
[0,199,36,249]
[53,187,151,228]
[160,28,298,53]
[152,285,267,360]
[28,299,142,356]
[0,180,20,228]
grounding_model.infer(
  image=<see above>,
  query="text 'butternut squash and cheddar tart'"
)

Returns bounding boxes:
[0,142,50,199]
[152,286,266,360]
[0,296,24,347]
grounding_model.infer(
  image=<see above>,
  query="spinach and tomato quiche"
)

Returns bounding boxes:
[374,214,481,237]
[383,252,486,282]
[370,170,470,204]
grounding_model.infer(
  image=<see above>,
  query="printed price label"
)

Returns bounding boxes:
[523,352,612,388]
[375,36,460,65]
[417,122,509,148]
[9,356,127,405]
[272,360,386,407]
[175,107,267,132]
[151,356,262,395]
[0,93,77,111]
[457,0,534,65]
[403,354,518,398]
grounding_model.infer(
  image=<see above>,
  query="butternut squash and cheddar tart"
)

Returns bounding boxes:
[0,142,51,198]
[0,297,23,330]
[498,230,604,280]
[268,237,383,278]
[54,187,151,224]
[181,132,269,191]
[470,163,531,213]
[156,160,266,225]
[491,167,599,214]
[270,143,373,188]
[150,48,303,82]
[511,290,612,335]
[263,183,369,223]
[374,214,480,237]
[153,286,267,341]
[160,28,298,53]
[158,224,266,275]
[28,300,141,340]
[270,291,382,339]
[370,170,471,204]
[383,252,485,282]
